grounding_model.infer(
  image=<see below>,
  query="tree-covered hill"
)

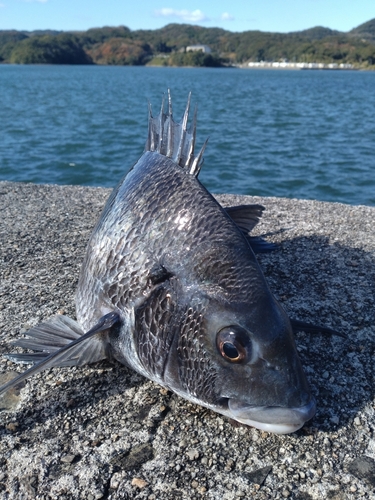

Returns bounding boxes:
[288,26,342,40]
[349,18,375,43]
[9,34,92,64]
[1,18,375,67]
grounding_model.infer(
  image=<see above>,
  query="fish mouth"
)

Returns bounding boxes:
[228,397,316,435]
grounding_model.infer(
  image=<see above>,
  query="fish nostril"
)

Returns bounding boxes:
[262,359,281,371]
[259,356,281,370]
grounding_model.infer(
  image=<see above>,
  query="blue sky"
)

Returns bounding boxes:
[1,0,374,33]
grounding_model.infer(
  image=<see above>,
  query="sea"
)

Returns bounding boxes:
[1,64,375,206]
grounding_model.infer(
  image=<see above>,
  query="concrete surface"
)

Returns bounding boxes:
[0,181,374,499]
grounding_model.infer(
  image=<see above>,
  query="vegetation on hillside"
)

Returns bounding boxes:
[158,51,223,67]
[86,38,151,65]
[0,31,28,61]
[1,18,375,67]
[8,33,92,64]
[349,18,375,43]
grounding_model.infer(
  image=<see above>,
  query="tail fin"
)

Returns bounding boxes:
[145,90,208,178]
[0,312,119,397]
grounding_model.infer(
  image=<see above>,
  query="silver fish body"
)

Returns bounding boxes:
[0,92,316,434]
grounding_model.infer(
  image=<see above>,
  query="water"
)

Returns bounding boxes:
[1,65,375,206]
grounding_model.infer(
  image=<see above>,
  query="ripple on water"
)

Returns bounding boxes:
[1,65,374,206]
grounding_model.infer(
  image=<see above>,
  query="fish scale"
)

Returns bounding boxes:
[176,306,219,404]
[135,283,177,382]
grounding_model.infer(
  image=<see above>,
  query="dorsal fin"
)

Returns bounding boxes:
[225,204,279,253]
[225,204,265,233]
[145,90,207,177]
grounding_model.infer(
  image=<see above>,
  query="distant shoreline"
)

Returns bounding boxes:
[238,65,360,71]
[0,62,367,70]
[2,22,375,69]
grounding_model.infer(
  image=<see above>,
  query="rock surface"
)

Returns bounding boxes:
[0,181,374,499]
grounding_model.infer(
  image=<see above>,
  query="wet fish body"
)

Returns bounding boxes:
[0,92,316,434]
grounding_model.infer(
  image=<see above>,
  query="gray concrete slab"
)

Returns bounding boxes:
[0,181,374,499]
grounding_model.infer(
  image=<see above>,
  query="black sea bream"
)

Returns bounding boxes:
[0,92,317,434]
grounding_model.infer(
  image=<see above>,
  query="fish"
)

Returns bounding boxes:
[0,90,319,434]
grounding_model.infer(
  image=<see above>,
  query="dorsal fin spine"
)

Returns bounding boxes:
[146,102,155,152]
[185,105,197,170]
[158,94,165,153]
[190,138,208,176]
[145,90,206,176]
[166,89,173,158]
[176,91,191,165]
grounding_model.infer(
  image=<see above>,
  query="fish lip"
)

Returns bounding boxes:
[228,397,316,434]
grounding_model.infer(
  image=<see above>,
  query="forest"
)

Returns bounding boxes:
[1,18,375,67]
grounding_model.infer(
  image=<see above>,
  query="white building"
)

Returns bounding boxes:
[247,60,353,70]
[186,45,211,54]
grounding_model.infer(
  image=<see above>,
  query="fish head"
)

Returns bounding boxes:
[206,295,316,434]
[166,291,315,435]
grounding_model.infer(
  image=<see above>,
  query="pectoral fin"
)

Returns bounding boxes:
[0,312,120,397]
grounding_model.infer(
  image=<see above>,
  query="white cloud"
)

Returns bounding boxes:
[221,12,234,21]
[156,8,210,23]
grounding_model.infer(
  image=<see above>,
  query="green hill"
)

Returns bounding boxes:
[9,33,92,64]
[289,26,342,40]
[349,18,375,43]
[1,18,375,67]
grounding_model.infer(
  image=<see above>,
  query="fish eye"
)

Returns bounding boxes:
[222,342,240,359]
[217,326,250,363]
